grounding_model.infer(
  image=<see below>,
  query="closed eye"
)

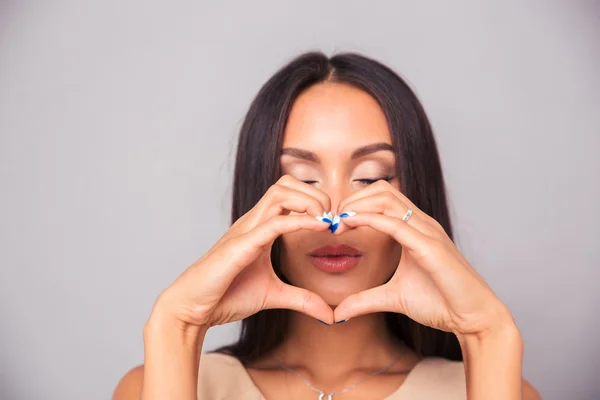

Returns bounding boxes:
[301,177,395,186]
[356,176,394,185]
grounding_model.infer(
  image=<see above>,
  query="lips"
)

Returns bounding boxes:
[308,244,363,273]
[308,244,362,257]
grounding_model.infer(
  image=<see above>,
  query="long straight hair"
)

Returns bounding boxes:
[215,51,462,363]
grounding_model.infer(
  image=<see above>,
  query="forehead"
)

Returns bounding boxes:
[282,82,391,148]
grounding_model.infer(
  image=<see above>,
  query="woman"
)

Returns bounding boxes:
[113,52,541,399]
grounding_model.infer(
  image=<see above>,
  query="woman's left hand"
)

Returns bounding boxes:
[332,180,517,339]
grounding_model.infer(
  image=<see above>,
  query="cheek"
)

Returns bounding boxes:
[368,232,402,270]
[278,231,309,271]
[279,231,308,251]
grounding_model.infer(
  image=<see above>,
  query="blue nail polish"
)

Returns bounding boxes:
[317,319,331,326]
[329,214,341,233]
[339,211,356,218]
[335,319,349,324]
[316,211,333,224]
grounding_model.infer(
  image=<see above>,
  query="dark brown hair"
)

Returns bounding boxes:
[214,51,462,363]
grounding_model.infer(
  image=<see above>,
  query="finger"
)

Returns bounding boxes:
[333,283,403,322]
[222,185,326,243]
[337,180,434,224]
[247,177,332,228]
[200,214,330,297]
[231,214,331,273]
[213,176,331,262]
[336,212,430,254]
[336,192,440,238]
[266,281,334,324]
[276,174,332,213]
[340,212,484,294]
[262,185,326,218]
[212,211,251,248]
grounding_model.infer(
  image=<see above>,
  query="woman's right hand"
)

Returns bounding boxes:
[150,175,335,330]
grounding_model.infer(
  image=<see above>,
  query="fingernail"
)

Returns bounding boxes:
[329,215,341,233]
[339,211,356,218]
[335,318,350,324]
[316,211,333,224]
[317,319,331,326]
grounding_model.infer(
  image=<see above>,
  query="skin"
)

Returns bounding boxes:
[113,82,542,399]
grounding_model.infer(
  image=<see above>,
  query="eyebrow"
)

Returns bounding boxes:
[280,142,394,162]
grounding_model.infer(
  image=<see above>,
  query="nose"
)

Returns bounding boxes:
[321,181,353,214]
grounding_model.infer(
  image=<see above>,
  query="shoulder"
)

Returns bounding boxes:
[112,364,144,400]
[198,351,247,377]
[418,358,466,390]
[406,358,540,400]
[112,354,261,400]
[523,379,542,400]
[398,357,466,399]
[198,352,264,399]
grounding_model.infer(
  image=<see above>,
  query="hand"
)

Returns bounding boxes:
[153,175,335,329]
[332,180,515,338]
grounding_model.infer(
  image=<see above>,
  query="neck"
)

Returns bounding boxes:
[273,311,408,381]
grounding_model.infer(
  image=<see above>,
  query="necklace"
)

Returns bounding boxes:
[272,354,403,400]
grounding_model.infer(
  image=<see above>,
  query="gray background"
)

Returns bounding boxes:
[1,1,599,399]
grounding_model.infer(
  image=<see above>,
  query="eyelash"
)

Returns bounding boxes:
[356,176,395,185]
[302,176,395,185]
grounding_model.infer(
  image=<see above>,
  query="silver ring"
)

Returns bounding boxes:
[401,207,413,222]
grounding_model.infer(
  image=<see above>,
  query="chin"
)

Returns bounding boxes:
[282,266,390,304]
[322,294,345,308]
[309,277,365,306]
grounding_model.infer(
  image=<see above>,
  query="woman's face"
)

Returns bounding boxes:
[279,82,403,306]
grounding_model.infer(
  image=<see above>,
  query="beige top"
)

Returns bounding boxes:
[197,352,467,399]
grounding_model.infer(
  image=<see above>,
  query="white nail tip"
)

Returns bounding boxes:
[315,211,355,232]
[316,211,333,224]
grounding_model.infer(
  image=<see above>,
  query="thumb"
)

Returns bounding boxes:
[265,281,334,324]
[333,283,403,322]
